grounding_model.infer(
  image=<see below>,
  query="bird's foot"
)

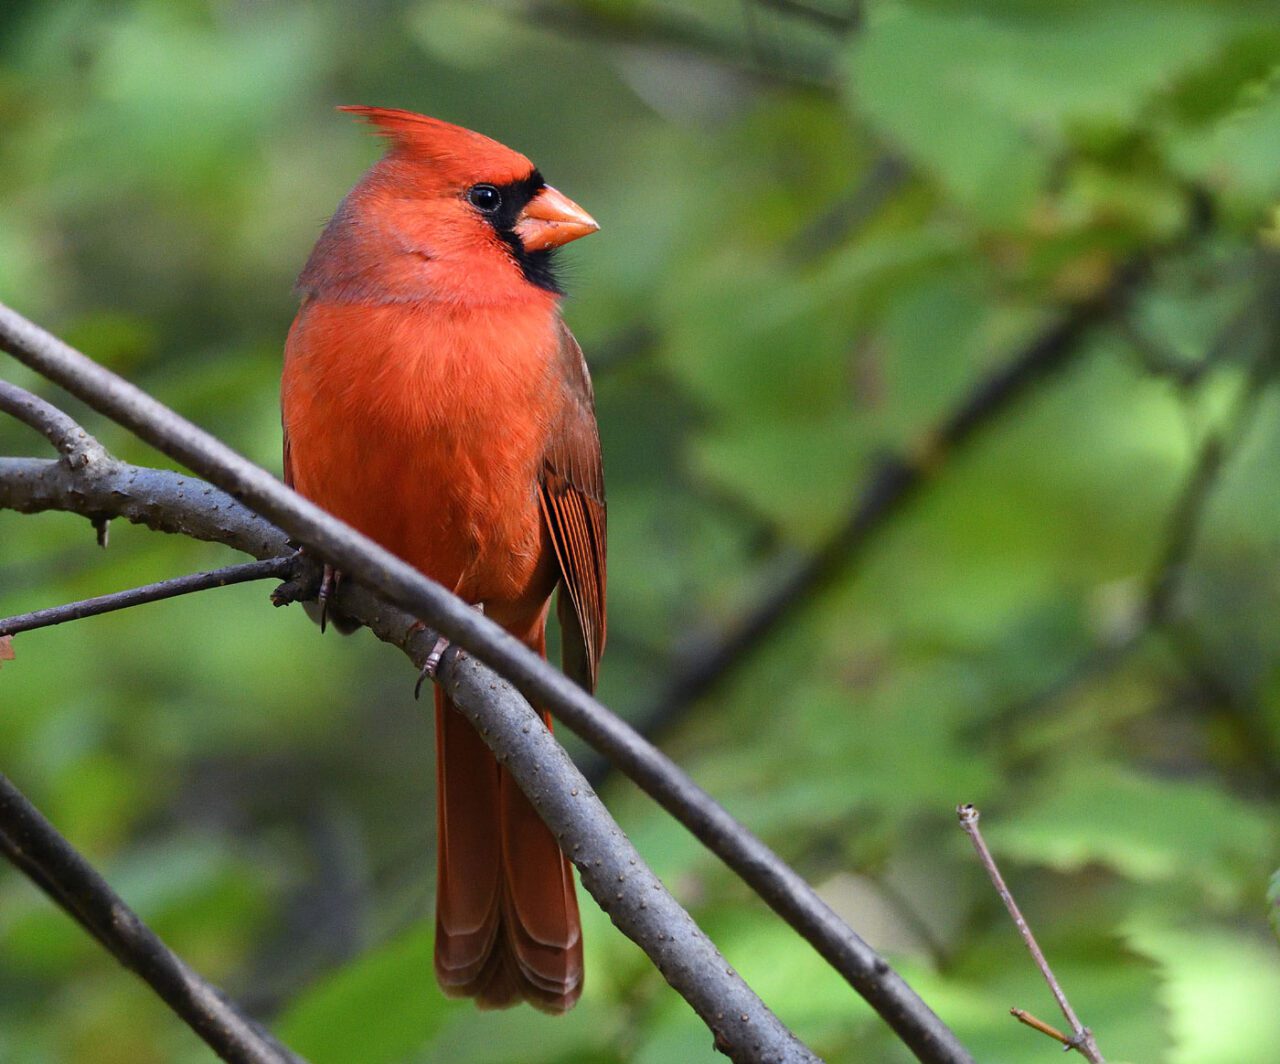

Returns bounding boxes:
[414,633,452,700]
[318,564,343,633]
[410,604,484,700]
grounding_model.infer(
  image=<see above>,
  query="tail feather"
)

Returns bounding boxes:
[501,767,582,998]
[433,680,583,1013]
[433,694,503,988]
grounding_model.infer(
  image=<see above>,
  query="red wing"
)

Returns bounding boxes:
[282,425,295,488]
[538,323,606,692]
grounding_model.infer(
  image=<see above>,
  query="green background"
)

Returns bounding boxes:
[3,1,1280,1061]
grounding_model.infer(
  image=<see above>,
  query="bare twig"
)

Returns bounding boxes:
[0,556,298,638]
[0,771,306,1064]
[0,378,107,467]
[0,454,288,555]
[956,805,1105,1063]
[0,304,973,1064]
[1010,1008,1071,1047]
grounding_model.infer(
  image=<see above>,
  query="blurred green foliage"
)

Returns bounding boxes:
[3,1,1280,1061]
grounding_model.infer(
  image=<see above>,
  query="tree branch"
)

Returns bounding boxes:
[0,308,973,1062]
[2,460,969,1062]
[2,454,814,1060]
[0,771,307,1064]
[0,556,297,637]
[0,379,107,468]
[0,454,289,557]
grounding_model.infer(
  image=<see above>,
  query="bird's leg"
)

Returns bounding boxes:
[317,564,343,633]
[412,603,485,700]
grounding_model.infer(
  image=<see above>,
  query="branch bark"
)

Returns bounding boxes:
[0,304,974,1062]
[0,771,307,1064]
[0,379,108,467]
[0,556,296,637]
[2,453,814,1060]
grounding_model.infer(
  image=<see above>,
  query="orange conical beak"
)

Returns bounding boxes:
[515,186,599,252]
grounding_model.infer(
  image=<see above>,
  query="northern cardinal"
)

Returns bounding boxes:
[281,107,605,1012]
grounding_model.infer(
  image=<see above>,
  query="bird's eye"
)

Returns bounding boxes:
[467,184,502,212]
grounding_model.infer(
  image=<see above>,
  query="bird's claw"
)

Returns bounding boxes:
[318,564,343,633]
[410,604,483,700]
[414,634,453,700]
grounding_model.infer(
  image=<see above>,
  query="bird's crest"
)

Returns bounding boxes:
[339,106,535,185]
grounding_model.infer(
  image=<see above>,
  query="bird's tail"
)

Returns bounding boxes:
[432,634,583,1012]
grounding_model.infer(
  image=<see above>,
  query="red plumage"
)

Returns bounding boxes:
[281,108,604,1011]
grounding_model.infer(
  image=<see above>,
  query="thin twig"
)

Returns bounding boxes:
[956,805,1105,1063]
[0,378,108,467]
[0,772,306,1064]
[1010,1008,1071,1047]
[0,304,973,1064]
[0,556,298,637]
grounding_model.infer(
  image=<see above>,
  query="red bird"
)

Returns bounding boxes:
[281,107,605,1012]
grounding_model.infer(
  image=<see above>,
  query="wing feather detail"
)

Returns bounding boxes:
[539,322,606,692]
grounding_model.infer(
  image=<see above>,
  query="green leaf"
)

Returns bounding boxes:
[277,923,447,1064]
[1127,917,1280,1064]
[1168,70,1280,209]
[998,763,1275,904]
[847,2,1253,220]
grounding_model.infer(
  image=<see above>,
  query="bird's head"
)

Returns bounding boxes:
[298,107,598,306]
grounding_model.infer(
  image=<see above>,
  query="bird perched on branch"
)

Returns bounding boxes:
[281,107,605,1012]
